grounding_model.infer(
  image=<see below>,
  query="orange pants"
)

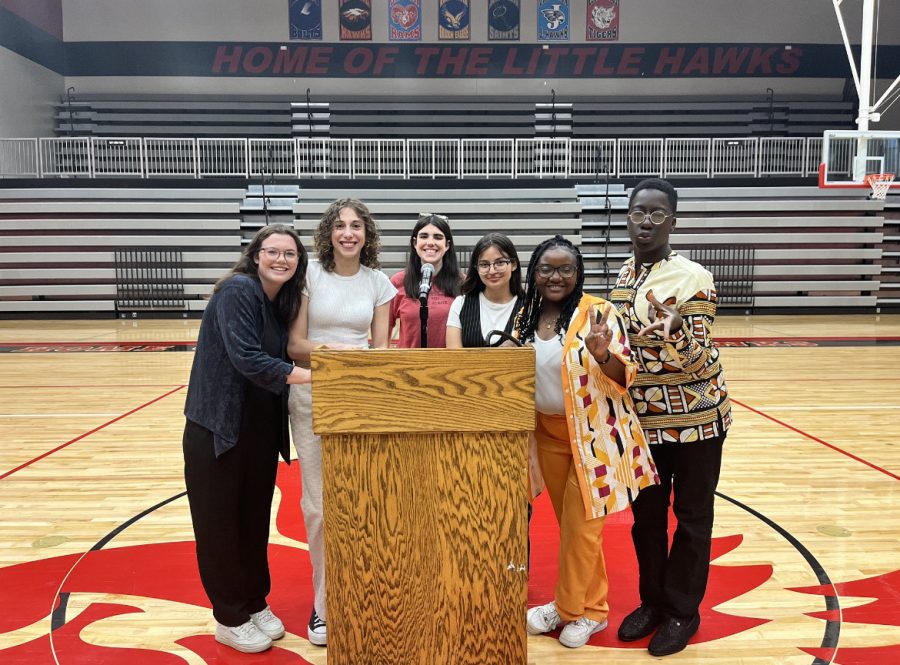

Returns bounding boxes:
[535,412,609,623]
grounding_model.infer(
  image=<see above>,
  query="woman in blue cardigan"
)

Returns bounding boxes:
[183,224,312,654]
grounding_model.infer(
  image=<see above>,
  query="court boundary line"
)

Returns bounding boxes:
[730,398,899,481]
[0,385,186,481]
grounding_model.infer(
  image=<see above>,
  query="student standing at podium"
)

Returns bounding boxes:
[445,232,523,349]
[516,236,658,649]
[389,213,461,347]
[287,198,396,647]
[183,225,311,654]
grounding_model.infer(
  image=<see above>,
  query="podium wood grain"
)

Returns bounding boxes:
[312,348,535,665]
[310,348,535,434]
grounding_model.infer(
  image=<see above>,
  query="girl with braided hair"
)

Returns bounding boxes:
[520,235,658,649]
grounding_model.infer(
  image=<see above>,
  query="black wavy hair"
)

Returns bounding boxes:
[515,235,584,343]
[461,232,525,298]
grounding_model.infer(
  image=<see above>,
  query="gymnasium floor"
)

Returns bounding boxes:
[0,314,898,664]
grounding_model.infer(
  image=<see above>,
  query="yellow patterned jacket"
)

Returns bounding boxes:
[560,295,660,520]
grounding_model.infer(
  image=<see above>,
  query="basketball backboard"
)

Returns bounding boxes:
[819,129,900,193]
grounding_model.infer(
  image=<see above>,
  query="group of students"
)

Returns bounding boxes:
[182,177,732,658]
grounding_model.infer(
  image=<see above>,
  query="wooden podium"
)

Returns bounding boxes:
[311,348,535,665]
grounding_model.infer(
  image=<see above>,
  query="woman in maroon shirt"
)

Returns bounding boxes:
[389,213,462,347]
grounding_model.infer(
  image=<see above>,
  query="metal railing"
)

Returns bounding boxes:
[0,135,832,180]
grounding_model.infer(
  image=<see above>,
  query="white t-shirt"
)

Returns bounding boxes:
[534,333,565,415]
[446,292,519,343]
[304,260,397,348]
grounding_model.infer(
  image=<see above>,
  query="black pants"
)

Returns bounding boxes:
[183,419,279,627]
[630,433,725,620]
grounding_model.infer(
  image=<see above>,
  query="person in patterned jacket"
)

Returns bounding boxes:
[612,178,732,657]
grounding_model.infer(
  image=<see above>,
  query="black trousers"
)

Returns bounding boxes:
[630,433,725,620]
[183,419,279,627]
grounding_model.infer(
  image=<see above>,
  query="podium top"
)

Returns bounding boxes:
[310,348,535,435]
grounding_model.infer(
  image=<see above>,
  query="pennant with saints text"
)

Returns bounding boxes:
[488,0,520,41]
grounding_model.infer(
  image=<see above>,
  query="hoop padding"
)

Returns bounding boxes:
[865,173,895,200]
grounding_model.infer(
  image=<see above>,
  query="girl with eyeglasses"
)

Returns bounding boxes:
[389,213,462,348]
[183,224,312,654]
[613,178,731,657]
[446,232,523,349]
[287,198,396,647]
[517,235,658,650]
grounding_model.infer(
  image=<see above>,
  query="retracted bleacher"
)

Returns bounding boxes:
[0,188,244,314]
[292,187,582,275]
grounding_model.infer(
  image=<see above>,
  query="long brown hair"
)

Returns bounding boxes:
[314,198,382,271]
[214,224,307,324]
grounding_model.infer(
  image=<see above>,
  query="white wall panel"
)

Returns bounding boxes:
[0,47,61,137]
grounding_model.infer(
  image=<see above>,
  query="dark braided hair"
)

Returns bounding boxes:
[515,235,585,344]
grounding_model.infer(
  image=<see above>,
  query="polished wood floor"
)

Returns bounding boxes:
[0,315,898,664]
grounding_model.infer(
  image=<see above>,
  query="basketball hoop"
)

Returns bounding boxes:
[864,173,895,200]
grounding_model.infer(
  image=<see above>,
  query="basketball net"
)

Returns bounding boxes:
[865,173,895,200]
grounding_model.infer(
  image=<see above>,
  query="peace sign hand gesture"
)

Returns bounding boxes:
[638,291,682,339]
[586,303,614,364]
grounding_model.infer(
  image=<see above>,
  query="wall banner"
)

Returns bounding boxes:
[289,0,323,41]
[587,0,619,42]
[339,0,372,41]
[389,0,422,42]
[439,0,470,41]
[488,0,520,41]
[537,0,569,42]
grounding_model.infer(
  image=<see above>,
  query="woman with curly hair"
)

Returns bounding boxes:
[287,198,396,647]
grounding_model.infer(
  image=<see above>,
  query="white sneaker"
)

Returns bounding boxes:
[251,606,285,640]
[215,620,272,653]
[526,601,563,635]
[308,608,327,646]
[559,616,608,648]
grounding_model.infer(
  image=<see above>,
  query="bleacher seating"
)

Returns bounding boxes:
[292,187,582,274]
[573,98,855,137]
[0,188,244,313]
[53,95,855,140]
[0,183,890,315]
[879,192,900,307]
[55,98,295,137]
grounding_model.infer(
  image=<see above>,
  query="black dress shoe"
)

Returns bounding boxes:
[617,604,662,641]
[648,614,700,656]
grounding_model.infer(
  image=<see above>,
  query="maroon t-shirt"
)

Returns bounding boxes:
[389,270,456,348]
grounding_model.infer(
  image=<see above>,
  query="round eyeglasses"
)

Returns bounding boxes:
[627,210,673,225]
[535,264,577,279]
[259,247,300,262]
[476,258,512,273]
